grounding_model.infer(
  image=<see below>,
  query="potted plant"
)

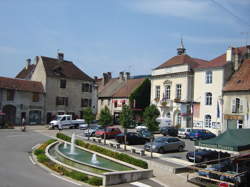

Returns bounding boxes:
[154,97,160,103]
[161,101,167,107]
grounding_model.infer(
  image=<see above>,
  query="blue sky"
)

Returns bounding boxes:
[0,0,249,78]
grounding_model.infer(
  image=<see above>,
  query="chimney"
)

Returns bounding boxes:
[107,72,112,79]
[124,72,130,81]
[226,47,234,62]
[119,72,124,80]
[57,52,64,61]
[26,58,31,69]
[102,73,108,85]
[234,51,240,71]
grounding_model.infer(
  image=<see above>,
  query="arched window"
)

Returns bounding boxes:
[165,85,171,99]
[205,92,212,105]
[205,115,211,128]
[205,71,212,84]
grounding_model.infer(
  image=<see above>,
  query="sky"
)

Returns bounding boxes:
[0,0,249,78]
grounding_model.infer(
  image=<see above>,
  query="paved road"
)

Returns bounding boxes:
[0,129,87,187]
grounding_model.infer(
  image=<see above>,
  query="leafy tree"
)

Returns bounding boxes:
[119,105,133,150]
[143,104,160,157]
[98,106,112,144]
[83,107,95,140]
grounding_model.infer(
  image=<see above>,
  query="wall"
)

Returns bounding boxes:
[193,68,224,134]
[1,89,44,125]
[31,57,47,92]
[152,64,189,76]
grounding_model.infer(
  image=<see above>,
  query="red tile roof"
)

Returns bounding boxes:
[41,56,93,81]
[113,78,145,97]
[223,59,250,92]
[0,76,44,93]
[16,64,36,79]
[155,54,208,70]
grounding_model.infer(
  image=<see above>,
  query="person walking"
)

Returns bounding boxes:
[21,117,26,132]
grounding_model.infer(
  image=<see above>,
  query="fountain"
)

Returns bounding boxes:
[91,153,99,165]
[69,132,76,155]
[63,142,67,149]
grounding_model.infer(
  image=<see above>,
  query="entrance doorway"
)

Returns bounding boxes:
[3,105,16,125]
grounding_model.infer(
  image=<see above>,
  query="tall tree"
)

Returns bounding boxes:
[83,107,95,140]
[143,104,160,158]
[119,105,133,151]
[98,106,112,145]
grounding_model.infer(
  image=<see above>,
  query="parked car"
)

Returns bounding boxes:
[189,129,216,140]
[144,137,185,153]
[83,125,101,137]
[178,128,192,139]
[135,124,148,132]
[95,127,121,139]
[138,129,154,140]
[160,126,178,136]
[49,115,85,129]
[79,120,99,130]
[115,132,151,145]
[186,149,230,163]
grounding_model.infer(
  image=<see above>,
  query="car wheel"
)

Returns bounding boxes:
[178,146,184,152]
[159,148,165,154]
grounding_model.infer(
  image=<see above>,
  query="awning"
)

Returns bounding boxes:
[195,129,250,154]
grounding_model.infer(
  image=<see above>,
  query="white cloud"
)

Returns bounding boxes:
[124,0,216,20]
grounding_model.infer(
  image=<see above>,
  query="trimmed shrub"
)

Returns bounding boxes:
[37,154,49,163]
[88,177,103,186]
[34,149,45,155]
[56,133,148,169]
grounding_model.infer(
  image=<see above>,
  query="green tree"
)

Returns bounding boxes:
[98,106,112,144]
[119,105,133,150]
[83,107,95,140]
[143,104,160,158]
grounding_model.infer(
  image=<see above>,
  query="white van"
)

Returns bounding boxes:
[178,128,192,139]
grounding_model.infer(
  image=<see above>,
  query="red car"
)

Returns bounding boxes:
[95,127,121,139]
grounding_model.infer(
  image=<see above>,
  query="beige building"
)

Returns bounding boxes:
[223,47,250,131]
[16,53,96,123]
[151,43,207,128]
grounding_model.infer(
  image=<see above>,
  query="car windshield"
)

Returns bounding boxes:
[140,130,151,136]
[154,137,168,143]
[55,116,62,120]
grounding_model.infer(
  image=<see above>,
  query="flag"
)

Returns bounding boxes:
[217,101,220,118]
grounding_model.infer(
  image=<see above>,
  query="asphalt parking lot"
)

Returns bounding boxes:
[60,126,195,162]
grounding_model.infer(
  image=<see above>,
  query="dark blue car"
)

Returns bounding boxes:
[189,129,215,140]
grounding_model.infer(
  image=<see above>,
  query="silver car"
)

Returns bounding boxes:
[144,137,185,154]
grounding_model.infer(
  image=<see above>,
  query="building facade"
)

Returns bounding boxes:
[0,77,44,125]
[16,53,96,123]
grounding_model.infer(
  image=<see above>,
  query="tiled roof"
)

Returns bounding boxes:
[0,76,44,93]
[155,54,208,70]
[41,56,93,81]
[113,78,145,97]
[16,64,36,79]
[98,78,126,97]
[223,59,250,92]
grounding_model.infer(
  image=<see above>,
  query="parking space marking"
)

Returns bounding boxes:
[130,182,151,187]
[51,173,81,186]
[28,155,36,165]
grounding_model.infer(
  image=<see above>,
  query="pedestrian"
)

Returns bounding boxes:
[22,117,26,132]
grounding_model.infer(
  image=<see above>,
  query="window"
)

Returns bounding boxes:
[32,92,39,102]
[6,89,15,101]
[204,115,211,128]
[82,83,92,92]
[60,80,66,88]
[176,84,182,99]
[156,86,160,98]
[114,101,118,108]
[56,97,68,106]
[165,85,171,99]
[81,98,91,107]
[232,98,243,113]
[205,92,212,105]
[176,113,181,125]
[205,71,212,84]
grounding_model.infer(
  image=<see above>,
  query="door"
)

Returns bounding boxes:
[3,105,16,125]
[227,120,237,129]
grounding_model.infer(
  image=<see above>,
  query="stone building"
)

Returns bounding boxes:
[16,53,96,123]
[222,46,250,130]
[0,76,44,125]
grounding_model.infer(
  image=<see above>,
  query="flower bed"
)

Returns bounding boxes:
[34,139,102,186]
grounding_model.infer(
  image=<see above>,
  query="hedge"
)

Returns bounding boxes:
[56,133,148,169]
[34,139,102,186]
